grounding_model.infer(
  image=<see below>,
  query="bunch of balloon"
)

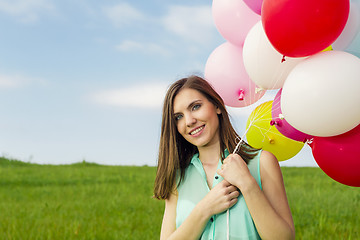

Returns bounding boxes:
[259,0,360,186]
[205,0,360,186]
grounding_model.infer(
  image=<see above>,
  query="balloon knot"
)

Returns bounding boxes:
[255,87,264,94]
[238,89,245,101]
[281,55,286,63]
[278,113,285,120]
[270,119,282,127]
[306,138,314,147]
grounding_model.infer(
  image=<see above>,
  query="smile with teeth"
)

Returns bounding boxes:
[190,125,205,135]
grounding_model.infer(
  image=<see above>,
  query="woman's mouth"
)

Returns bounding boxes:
[189,125,205,136]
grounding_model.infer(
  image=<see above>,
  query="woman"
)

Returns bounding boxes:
[154,75,295,240]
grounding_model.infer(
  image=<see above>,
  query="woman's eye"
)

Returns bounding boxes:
[192,104,201,111]
[175,114,183,121]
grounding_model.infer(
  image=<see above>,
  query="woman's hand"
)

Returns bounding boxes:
[199,180,240,217]
[217,154,256,192]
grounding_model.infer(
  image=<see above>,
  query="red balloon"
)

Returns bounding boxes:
[262,0,349,57]
[311,124,360,187]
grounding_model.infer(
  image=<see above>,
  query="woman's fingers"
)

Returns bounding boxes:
[227,186,240,199]
[225,185,240,204]
[207,180,241,214]
[229,196,238,208]
[220,181,239,196]
[231,188,240,196]
[227,190,240,208]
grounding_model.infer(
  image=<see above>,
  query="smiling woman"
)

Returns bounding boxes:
[173,88,221,148]
[153,75,295,240]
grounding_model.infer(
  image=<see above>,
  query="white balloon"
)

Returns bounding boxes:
[243,21,305,90]
[281,51,360,137]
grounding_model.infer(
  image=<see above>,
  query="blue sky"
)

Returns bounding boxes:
[0,0,320,166]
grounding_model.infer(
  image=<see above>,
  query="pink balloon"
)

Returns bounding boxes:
[212,0,260,46]
[271,89,312,142]
[311,124,360,187]
[243,0,263,15]
[204,42,265,107]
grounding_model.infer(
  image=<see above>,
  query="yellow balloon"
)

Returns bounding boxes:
[246,101,304,161]
[322,45,333,52]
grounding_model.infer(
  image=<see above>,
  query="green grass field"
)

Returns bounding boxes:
[0,157,359,239]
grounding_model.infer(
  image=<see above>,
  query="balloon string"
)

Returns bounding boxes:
[233,123,251,154]
[227,209,230,240]
[251,124,287,141]
[245,20,290,123]
[248,110,287,143]
[226,122,252,240]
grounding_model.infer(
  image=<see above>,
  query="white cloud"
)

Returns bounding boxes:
[0,73,44,88]
[92,82,169,109]
[103,3,145,28]
[0,0,54,23]
[115,40,170,56]
[0,74,21,88]
[162,5,216,43]
[105,4,218,55]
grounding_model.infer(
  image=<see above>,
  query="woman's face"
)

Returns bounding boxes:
[173,88,221,148]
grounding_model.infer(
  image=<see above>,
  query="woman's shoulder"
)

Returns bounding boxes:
[259,150,277,161]
[259,150,281,173]
[259,150,283,185]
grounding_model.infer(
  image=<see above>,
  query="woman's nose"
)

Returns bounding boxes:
[185,114,196,127]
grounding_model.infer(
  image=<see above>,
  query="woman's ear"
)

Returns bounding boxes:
[216,106,222,115]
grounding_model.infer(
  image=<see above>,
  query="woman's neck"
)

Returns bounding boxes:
[197,142,221,189]
[197,142,221,166]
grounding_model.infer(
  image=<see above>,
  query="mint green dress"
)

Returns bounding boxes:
[176,150,262,240]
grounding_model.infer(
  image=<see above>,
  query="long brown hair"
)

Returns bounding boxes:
[153,75,259,200]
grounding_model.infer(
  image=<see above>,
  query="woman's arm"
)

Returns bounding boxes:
[160,181,240,240]
[218,151,295,240]
[160,191,177,240]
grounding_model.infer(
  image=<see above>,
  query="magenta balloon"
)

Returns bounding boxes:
[204,42,265,107]
[311,124,360,187]
[243,0,263,15]
[271,89,312,142]
[212,0,260,46]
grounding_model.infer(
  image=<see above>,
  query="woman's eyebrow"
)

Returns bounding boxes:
[174,99,202,115]
[187,99,201,108]
[184,99,202,112]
